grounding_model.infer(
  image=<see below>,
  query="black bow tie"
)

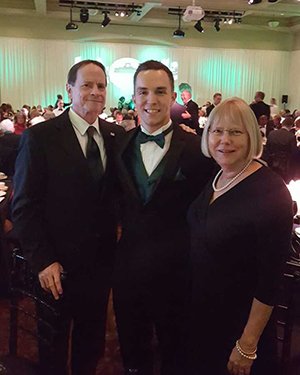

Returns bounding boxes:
[137,125,173,149]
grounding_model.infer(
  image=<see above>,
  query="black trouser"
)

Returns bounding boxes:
[113,281,187,375]
[37,270,110,375]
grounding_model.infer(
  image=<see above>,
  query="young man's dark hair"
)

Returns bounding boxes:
[133,60,174,92]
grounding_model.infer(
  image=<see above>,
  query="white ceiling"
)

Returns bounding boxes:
[0,0,299,43]
[0,0,299,27]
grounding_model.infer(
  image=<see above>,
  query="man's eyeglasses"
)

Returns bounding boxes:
[209,128,245,137]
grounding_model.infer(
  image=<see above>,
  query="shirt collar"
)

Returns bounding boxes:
[140,120,172,136]
[69,108,100,135]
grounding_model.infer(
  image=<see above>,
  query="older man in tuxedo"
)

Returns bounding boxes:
[113,60,213,375]
[12,60,124,375]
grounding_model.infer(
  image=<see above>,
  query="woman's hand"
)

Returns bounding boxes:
[227,346,254,375]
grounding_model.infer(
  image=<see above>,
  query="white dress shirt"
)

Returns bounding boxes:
[53,107,65,117]
[69,108,107,171]
[140,120,173,176]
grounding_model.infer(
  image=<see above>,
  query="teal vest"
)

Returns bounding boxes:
[125,134,168,204]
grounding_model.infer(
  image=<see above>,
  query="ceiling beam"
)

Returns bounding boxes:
[129,2,161,22]
[34,0,47,15]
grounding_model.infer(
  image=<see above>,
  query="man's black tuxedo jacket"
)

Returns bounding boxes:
[12,109,124,276]
[182,100,199,131]
[114,125,213,290]
[250,101,270,120]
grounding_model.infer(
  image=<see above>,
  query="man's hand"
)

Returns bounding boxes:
[179,124,197,135]
[38,262,64,300]
[181,111,191,119]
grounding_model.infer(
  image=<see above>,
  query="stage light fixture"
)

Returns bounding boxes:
[173,10,185,38]
[194,20,204,33]
[214,19,220,32]
[120,10,126,17]
[80,8,89,23]
[115,10,119,16]
[65,6,78,31]
[268,0,278,2]
[101,12,111,27]
[173,29,185,38]
[248,0,262,4]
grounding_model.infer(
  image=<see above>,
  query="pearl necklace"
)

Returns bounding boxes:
[212,159,253,192]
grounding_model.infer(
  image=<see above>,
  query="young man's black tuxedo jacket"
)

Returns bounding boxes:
[114,124,213,293]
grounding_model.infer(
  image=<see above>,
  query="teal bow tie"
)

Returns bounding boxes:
[137,125,173,149]
[138,132,165,148]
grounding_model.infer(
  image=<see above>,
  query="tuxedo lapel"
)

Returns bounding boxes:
[54,110,87,168]
[117,128,141,201]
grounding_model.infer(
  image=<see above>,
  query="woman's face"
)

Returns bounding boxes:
[208,118,250,172]
[15,113,26,125]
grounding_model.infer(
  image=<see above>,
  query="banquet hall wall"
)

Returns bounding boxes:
[0,20,299,111]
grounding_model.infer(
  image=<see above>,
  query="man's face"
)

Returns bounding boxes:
[57,100,64,109]
[66,63,106,123]
[133,69,176,132]
[180,90,191,105]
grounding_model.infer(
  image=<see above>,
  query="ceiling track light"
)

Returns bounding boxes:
[173,9,185,38]
[65,6,78,31]
[214,18,220,32]
[80,7,89,23]
[101,12,111,27]
[194,20,204,33]
[248,0,262,4]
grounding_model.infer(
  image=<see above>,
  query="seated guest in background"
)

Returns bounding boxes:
[273,114,282,130]
[13,59,124,375]
[114,110,124,125]
[179,82,199,133]
[13,112,27,135]
[113,60,213,375]
[265,116,297,182]
[198,108,207,129]
[0,108,14,133]
[28,109,45,126]
[0,128,20,176]
[187,97,293,375]
[53,99,65,117]
[206,92,222,117]
[118,113,136,132]
[250,91,270,120]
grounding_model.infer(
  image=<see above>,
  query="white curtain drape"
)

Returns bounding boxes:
[0,36,293,111]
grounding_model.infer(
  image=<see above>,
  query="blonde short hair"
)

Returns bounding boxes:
[201,97,263,160]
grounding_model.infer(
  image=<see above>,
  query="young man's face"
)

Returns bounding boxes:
[133,69,176,132]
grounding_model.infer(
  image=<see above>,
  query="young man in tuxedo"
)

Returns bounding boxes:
[113,60,213,375]
[12,60,124,375]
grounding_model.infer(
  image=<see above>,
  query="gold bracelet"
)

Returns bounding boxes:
[236,340,257,360]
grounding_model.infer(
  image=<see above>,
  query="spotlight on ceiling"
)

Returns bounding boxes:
[66,7,78,31]
[214,18,220,31]
[194,20,204,33]
[80,8,89,23]
[173,10,185,38]
[248,0,262,4]
[115,10,119,16]
[173,28,185,38]
[102,12,111,27]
